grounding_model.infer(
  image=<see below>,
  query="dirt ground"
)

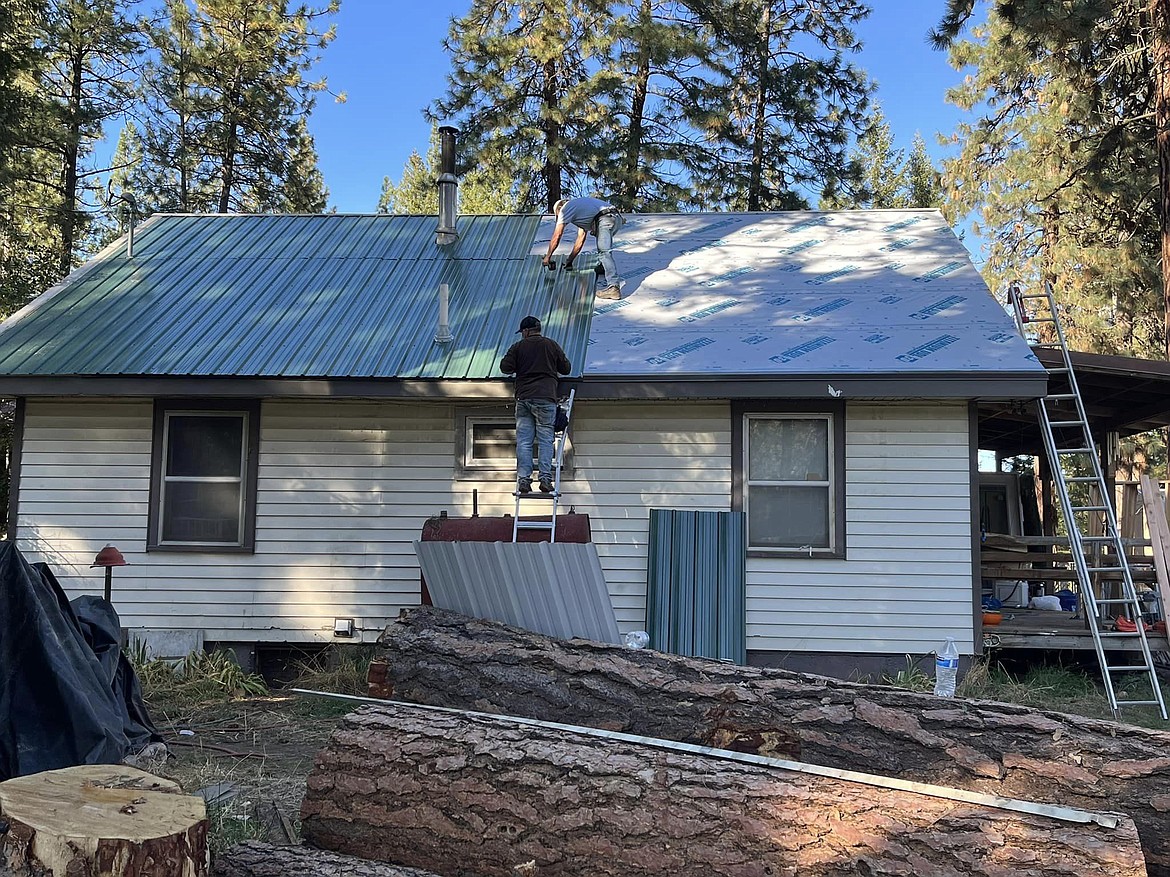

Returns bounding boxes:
[141,693,354,857]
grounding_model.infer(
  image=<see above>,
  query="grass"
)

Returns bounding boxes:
[881,655,1170,730]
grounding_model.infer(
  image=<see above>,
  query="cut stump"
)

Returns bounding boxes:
[302,702,1148,877]
[370,605,1170,876]
[0,764,208,876]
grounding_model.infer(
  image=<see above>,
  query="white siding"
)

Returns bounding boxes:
[16,398,974,654]
[746,402,975,655]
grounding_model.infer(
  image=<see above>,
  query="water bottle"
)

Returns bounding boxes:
[934,636,959,697]
[623,630,650,649]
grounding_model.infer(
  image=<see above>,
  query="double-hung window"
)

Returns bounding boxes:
[734,403,844,557]
[148,401,259,552]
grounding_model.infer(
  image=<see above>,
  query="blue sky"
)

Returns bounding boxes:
[310,2,973,215]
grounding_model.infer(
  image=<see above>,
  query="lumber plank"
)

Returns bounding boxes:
[1141,474,1170,649]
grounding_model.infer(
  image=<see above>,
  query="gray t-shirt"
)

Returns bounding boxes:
[559,197,611,231]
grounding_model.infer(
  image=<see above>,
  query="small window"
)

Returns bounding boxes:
[455,407,573,479]
[734,403,844,557]
[148,401,259,552]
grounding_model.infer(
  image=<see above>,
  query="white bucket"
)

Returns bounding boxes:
[994,580,1029,608]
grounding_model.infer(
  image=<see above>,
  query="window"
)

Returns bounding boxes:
[733,403,844,557]
[455,407,573,479]
[148,401,259,552]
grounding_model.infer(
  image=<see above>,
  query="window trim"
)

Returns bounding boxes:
[454,404,574,480]
[147,399,260,553]
[731,400,845,559]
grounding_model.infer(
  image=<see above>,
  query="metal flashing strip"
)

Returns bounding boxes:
[413,540,621,644]
[291,689,1121,830]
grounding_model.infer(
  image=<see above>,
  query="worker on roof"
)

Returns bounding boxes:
[500,316,571,494]
[543,197,624,300]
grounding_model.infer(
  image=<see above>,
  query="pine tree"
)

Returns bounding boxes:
[692,0,872,210]
[904,132,942,208]
[933,0,1169,357]
[282,118,329,213]
[820,102,903,208]
[939,8,1160,356]
[429,0,617,211]
[378,127,527,214]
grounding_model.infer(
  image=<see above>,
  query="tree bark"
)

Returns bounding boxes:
[370,606,1170,876]
[1153,0,1170,360]
[215,841,445,877]
[302,702,1146,877]
[0,764,208,876]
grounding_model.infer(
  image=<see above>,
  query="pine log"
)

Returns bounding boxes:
[0,764,208,876]
[370,606,1170,876]
[302,702,1146,877]
[214,840,445,877]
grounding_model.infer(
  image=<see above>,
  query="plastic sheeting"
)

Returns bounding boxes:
[0,543,161,781]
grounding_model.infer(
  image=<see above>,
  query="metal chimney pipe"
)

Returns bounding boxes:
[435,282,454,343]
[436,125,459,247]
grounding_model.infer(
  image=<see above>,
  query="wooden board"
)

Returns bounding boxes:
[1140,474,1170,649]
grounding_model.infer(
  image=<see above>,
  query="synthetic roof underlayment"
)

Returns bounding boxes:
[533,208,1044,380]
[0,209,1043,390]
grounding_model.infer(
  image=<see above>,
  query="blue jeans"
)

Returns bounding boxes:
[595,213,623,288]
[516,399,556,482]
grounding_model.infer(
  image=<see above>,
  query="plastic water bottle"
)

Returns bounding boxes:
[623,630,650,649]
[934,636,959,698]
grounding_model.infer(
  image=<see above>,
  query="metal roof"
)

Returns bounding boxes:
[0,209,1043,393]
[413,540,621,644]
[533,209,1045,380]
[0,214,592,380]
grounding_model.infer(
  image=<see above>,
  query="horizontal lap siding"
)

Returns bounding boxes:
[16,398,974,654]
[746,402,974,655]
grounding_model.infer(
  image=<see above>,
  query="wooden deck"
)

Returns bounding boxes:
[984,609,1170,652]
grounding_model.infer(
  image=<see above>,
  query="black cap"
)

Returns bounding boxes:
[517,315,541,333]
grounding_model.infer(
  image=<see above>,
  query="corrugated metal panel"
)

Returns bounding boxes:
[531,209,1045,378]
[413,540,621,644]
[646,508,746,663]
[0,214,591,381]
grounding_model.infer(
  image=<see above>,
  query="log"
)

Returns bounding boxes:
[370,606,1170,876]
[215,840,445,877]
[0,764,208,876]
[302,702,1147,877]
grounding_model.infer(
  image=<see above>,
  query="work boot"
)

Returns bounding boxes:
[596,284,621,300]
[539,479,554,493]
[518,477,532,494]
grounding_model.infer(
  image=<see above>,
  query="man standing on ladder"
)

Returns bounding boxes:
[542,197,624,300]
[500,316,571,494]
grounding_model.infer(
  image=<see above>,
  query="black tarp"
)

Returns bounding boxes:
[0,542,162,781]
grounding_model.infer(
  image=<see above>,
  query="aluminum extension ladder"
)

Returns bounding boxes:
[1009,281,1167,719]
[512,388,575,543]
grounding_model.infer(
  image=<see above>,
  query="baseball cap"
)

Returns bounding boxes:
[517,316,541,333]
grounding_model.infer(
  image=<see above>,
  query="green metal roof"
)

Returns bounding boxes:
[0,214,592,380]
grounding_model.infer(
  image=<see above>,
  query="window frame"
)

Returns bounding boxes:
[731,400,845,559]
[147,399,260,553]
[454,405,574,480]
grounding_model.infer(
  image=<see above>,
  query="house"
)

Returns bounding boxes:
[0,205,1053,678]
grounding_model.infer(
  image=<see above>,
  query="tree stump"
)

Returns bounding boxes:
[371,606,1170,876]
[214,841,446,877]
[0,764,208,876]
[302,702,1147,877]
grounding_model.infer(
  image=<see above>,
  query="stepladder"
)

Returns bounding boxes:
[1010,281,1167,719]
[512,388,575,543]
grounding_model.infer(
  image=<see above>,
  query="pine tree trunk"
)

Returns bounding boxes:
[215,841,446,877]
[302,702,1147,877]
[1153,0,1170,360]
[370,606,1170,876]
[0,765,209,876]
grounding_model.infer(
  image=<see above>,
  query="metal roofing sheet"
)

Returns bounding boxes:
[413,540,621,644]
[0,214,591,380]
[531,209,1045,378]
[0,208,1042,384]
